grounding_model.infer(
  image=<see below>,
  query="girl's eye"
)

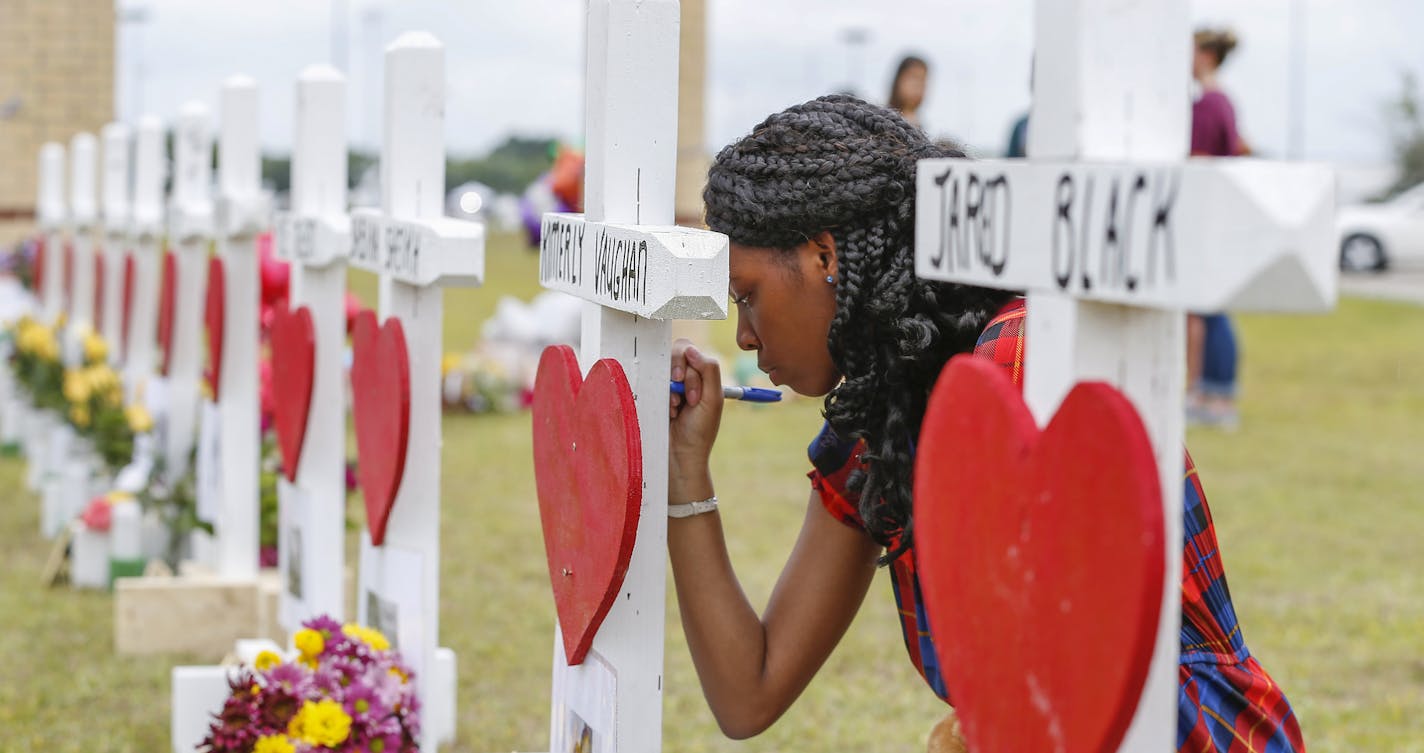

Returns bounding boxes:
[731,291,751,307]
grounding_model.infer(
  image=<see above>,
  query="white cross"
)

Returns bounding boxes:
[912,2,1335,750]
[192,76,269,580]
[272,64,351,631]
[123,116,167,404]
[99,122,132,363]
[66,132,99,358]
[536,2,728,750]
[162,101,216,481]
[36,143,67,324]
[347,32,481,752]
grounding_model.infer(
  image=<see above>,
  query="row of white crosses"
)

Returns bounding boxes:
[536,1,728,750]
[912,0,1334,750]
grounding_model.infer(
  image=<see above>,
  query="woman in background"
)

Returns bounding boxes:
[1189,27,1250,428]
[887,55,929,129]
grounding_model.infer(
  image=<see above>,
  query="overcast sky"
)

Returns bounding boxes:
[116,0,1424,166]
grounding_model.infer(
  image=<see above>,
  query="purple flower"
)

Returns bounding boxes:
[256,686,302,731]
[204,693,258,751]
[342,682,389,726]
[303,614,343,637]
[264,661,311,694]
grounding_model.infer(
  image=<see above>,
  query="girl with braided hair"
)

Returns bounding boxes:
[667,94,1303,752]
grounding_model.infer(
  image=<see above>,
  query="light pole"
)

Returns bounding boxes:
[118,4,152,121]
[839,27,871,99]
[1288,0,1307,160]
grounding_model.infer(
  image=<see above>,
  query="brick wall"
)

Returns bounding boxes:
[0,0,116,245]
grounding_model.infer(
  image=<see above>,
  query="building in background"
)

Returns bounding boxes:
[675,0,708,227]
[0,0,116,244]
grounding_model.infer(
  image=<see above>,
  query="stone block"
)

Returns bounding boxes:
[114,575,263,658]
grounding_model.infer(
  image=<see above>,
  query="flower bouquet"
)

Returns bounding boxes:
[201,615,419,753]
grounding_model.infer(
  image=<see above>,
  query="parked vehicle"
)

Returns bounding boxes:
[1336,183,1424,272]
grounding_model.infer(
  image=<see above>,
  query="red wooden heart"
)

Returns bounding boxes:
[120,253,135,360]
[63,242,73,308]
[32,238,45,294]
[204,256,226,400]
[531,345,642,666]
[914,356,1165,753]
[157,249,177,376]
[93,253,105,334]
[270,303,316,482]
[350,309,411,547]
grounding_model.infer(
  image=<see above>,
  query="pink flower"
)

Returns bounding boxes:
[80,497,112,532]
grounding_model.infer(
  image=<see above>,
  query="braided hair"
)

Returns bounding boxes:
[704,94,1014,563]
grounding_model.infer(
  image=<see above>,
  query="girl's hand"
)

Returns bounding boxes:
[669,338,724,472]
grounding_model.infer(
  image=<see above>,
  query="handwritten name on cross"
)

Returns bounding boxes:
[100,122,132,362]
[916,161,1334,312]
[535,2,727,752]
[346,32,480,752]
[124,117,167,403]
[912,1,1335,751]
[272,65,351,631]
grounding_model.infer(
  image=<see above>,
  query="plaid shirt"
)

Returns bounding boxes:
[808,298,1305,752]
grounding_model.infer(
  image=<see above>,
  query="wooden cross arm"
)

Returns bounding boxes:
[169,200,216,244]
[273,211,350,268]
[216,194,271,242]
[129,209,165,243]
[539,213,730,321]
[347,209,486,287]
[914,158,1337,312]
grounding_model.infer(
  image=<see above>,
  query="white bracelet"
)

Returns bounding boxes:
[668,496,718,518]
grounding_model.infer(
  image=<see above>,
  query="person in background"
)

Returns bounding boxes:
[1005,58,1033,158]
[1005,112,1029,158]
[1189,27,1249,429]
[887,55,929,129]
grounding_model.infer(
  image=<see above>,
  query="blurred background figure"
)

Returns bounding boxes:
[1005,60,1032,158]
[1188,26,1249,429]
[887,55,929,130]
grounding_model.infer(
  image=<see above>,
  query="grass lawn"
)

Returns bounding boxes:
[1,230,1420,752]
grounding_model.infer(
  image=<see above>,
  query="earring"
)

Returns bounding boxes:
[826,275,835,284]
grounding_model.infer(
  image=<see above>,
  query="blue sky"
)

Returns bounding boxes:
[116,0,1424,165]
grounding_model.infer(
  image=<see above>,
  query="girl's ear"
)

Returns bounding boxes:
[809,230,838,279]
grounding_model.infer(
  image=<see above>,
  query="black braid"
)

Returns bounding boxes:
[704,94,1015,564]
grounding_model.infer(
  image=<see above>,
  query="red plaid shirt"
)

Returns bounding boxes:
[809,298,1304,752]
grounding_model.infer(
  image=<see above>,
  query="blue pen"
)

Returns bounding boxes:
[670,381,782,403]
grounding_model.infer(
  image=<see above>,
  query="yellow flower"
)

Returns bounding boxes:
[252,734,297,753]
[341,623,391,652]
[254,650,282,671]
[441,353,462,378]
[287,699,352,748]
[83,332,107,363]
[389,665,409,684]
[106,491,135,504]
[125,404,153,434]
[293,628,325,658]
[69,405,90,428]
[63,370,91,403]
[36,328,60,362]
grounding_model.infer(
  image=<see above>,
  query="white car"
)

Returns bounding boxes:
[1336,182,1424,272]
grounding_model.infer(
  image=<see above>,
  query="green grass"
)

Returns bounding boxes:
[1,231,1421,751]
